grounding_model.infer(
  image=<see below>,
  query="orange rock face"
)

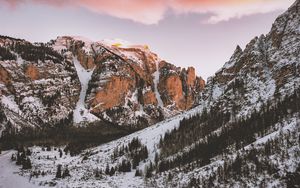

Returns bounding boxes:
[196,77,206,90]
[0,66,11,84]
[91,76,135,112]
[25,64,39,80]
[77,50,95,70]
[165,75,184,106]
[157,63,205,110]
[187,67,196,87]
[143,91,158,105]
[53,36,206,126]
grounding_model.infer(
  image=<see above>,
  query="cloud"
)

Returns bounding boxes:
[170,0,295,24]
[0,0,294,24]
[76,0,167,25]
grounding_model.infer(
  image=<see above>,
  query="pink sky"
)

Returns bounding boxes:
[0,0,294,79]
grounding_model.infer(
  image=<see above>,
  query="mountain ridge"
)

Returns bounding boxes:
[0,0,299,187]
[0,35,205,135]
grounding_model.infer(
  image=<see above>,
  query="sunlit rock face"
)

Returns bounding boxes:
[0,35,205,131]
[54,36,205,127]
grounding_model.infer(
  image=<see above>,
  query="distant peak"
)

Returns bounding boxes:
[235,45,242,53]
[101,38,150,50]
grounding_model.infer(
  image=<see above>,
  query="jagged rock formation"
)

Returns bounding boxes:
[200,0,300,118]
[49,36,205,127]
[153,1,300,187]
[0,37,79,129]
[0,35,205,134]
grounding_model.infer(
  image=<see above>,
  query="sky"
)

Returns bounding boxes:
[0,0,295,80]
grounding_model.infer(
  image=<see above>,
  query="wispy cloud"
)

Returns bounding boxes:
[0,0,294,24]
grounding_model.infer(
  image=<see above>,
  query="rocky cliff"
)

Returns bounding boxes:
[0,35,205,134]
[49,36,204,127]
[199,0,300,118]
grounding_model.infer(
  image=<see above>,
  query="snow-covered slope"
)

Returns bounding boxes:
[0,151,41,188]
[0,1,299,188]
[0,104,204,187]
[73,57,99,123]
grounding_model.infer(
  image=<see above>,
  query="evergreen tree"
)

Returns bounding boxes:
[62,167,70,178]
[109,167,115,176]
[145,162,153,178]
[22,158,32,169]
[135,168,141,177]
[105,164,110,175]
[59,149,63,158]
[95,168,101,178]
[56,165,62,178]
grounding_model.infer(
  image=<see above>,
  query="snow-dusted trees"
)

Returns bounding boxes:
[157,87,300,174]
[0,45,16,60]
[94,168,102,178]
[62,166,71,178]
[14,148,32,170]
[135,168,142,177]
[56,165,71,179]
[111,137,149,173]
[22,158,32,170]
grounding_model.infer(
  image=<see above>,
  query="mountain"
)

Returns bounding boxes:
[0,35,205,136]
[0,1,299,188]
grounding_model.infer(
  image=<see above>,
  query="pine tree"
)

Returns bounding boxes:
[109,167,115,176]
[26,149,32,156]
[22,158,32,169]
[95,168,100,178]
[154,152,159,166]
[56,165,62,178]
[62,167,70,178]
[135,168,141,177]
[16,152,22,165]
[145,162,153,178]
[105,164,110,175]
[59,149,63,158]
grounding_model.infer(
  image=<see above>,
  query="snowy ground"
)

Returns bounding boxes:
[1,95,21,115]
[0,150,42,188]
[0,104,204,187]
[1,105,299,187]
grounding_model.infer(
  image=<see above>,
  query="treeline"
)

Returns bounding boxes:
[0,39,65,63]
[157,87,300,173]
[11,147,32,170]
[159,106,231,157]
[11,42,64,63]
[0,46,16,60]
[111,137,149,172]
[93,137,151,178]
[0,118,133,155]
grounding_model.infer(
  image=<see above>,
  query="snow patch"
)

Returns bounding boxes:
[153,62,164,107]
[212,85,223,100]
[101,38,132,48]
[0,151,41,188]
[1,95,21,115]
[73,57,99,124]
[52,38,67,52]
